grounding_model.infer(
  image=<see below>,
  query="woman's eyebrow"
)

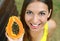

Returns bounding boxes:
[26,10,33,13]
[26,10,32,11]
[39,11,46,13]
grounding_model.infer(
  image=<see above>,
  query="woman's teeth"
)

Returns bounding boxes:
[30,23,40,26]
[32,24,38,26]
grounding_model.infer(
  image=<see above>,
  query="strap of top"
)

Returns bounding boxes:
[41,22,48,41]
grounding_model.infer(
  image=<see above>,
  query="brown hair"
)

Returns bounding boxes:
[0,0,18,41]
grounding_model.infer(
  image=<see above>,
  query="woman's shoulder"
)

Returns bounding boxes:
[47,19,56,38]
[48,19,56,29]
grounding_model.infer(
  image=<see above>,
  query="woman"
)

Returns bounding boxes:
[0,0,18,41]
[20,0,56,41]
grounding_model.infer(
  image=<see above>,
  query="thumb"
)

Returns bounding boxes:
[18,34,24,41]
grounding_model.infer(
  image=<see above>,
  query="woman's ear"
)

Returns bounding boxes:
[48,9,52,18]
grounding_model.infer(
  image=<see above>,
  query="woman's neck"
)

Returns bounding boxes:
[30,29,44,41]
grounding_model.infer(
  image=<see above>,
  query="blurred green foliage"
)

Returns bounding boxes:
[15,0,60,41]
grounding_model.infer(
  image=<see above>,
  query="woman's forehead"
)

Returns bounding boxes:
[26,2,48,12]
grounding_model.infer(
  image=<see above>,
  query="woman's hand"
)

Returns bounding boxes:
[5,33,24,41]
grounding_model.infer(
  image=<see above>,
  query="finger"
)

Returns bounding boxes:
[5,33,14,41]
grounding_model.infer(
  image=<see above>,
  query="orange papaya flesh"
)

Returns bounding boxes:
[6,16,24,39]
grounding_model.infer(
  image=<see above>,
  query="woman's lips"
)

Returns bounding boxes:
[30,23,40,29]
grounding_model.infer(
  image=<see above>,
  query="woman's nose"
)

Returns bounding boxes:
[32,15,39,24]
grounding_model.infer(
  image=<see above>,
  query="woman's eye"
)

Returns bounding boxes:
[39,12,45,16]
[26,11,32,15]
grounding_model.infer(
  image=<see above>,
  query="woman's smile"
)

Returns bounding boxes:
[30,23,40,29]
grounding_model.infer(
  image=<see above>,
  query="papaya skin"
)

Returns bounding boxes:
[6,16,25,39]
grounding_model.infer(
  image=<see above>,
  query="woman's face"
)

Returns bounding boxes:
[25,1,51,32]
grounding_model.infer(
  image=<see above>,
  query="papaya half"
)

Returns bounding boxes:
[6,16,24,39]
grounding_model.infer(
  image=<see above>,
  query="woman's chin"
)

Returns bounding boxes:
[30,27,40,32]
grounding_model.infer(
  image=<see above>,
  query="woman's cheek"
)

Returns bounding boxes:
[25,14,33,21]
[41,17,47,23]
